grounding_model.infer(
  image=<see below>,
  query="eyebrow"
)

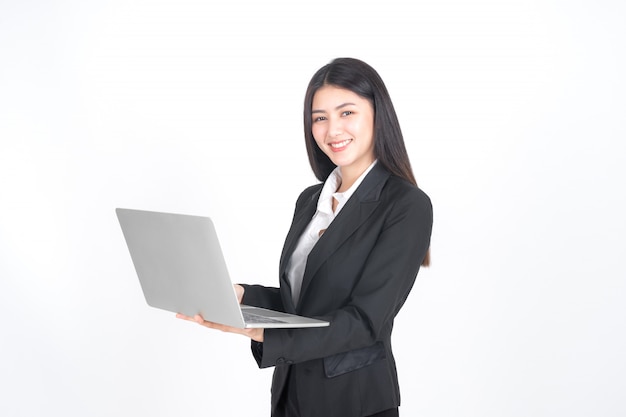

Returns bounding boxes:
[312,102,357,114]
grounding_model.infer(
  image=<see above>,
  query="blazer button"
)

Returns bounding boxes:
[276,357,285,364]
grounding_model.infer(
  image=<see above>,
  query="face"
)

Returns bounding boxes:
[311,85,376,177]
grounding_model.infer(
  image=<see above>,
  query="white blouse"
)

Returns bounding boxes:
[286,160,378,305]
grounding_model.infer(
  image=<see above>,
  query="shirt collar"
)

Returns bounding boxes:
[317,160,378,215]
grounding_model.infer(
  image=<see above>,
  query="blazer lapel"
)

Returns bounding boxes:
[296,164,391,307]
[278,186,321,311]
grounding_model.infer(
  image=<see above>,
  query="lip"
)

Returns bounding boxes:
[328,139,352,152]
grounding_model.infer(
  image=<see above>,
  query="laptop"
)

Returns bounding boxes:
[116,208,329,329]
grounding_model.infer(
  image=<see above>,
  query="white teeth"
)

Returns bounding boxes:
[330,139,351,148]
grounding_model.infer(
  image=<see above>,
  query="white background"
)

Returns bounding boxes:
[1,0,625,416]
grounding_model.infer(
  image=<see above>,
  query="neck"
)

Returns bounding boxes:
[337,172,356,193]
[337,161,373,193]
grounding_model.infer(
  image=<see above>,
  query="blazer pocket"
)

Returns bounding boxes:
[323,342,387,378]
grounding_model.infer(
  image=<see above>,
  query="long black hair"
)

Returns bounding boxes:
[303,58,430,266]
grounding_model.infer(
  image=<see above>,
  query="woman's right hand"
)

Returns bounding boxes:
[234,284,244,304]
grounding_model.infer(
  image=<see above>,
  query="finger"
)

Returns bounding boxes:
[198,320,242,335]
[194,314,210,325]
[176,313,194,321]
[191,315,222,329]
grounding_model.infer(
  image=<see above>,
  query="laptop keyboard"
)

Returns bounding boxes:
[243,311,287,324]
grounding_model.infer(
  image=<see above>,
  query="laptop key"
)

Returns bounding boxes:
[243,312,287,324]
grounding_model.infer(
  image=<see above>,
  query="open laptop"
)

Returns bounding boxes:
[116,208,329,329]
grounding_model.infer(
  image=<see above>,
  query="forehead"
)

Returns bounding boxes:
[312,85,370,109]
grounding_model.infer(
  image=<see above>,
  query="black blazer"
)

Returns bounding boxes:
[242,163,433,417]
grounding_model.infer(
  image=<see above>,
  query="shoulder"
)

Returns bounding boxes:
[292,182,323,212]
[296,183,323,203]
[384,176,432,210]
[379,176,433,230]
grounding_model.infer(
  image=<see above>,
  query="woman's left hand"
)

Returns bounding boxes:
[176,313,264,343]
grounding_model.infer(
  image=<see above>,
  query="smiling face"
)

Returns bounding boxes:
[311,85,376,181]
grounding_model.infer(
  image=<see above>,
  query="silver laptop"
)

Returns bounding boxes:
[116,208,329,329]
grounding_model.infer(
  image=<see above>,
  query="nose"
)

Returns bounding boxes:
[329,118,343,138]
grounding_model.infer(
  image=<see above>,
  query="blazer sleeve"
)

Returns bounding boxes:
[258,184,433,368]
[240,284,283,311]
[238,284,284,368]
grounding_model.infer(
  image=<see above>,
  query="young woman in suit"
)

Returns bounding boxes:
[178,57,433,417]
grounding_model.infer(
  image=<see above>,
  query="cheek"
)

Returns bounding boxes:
[311,125,326,146]
[356,117,372,133]
[353,119,374,145]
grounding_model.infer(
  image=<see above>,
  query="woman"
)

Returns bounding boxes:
[178,57,433,417]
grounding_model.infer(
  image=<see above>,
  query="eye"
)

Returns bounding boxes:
[341,110,353,117]
[313,116,326,123]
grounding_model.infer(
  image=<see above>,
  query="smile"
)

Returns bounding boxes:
[330,139,352,149]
